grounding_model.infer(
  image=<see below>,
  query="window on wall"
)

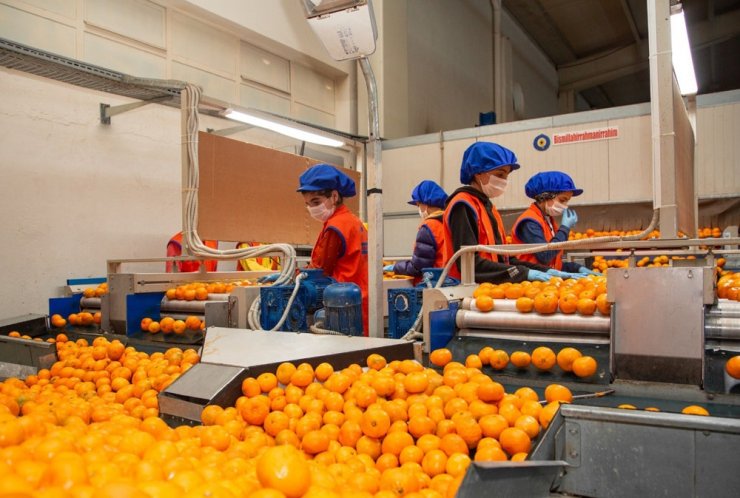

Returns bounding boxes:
[2,0,338,130]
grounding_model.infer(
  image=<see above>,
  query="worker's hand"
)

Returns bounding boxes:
[257,273,279,284]
[383,264,394,272]
[561,208,578,229]
[579,266,602,276]
[547,268,585,280]
[527,269,551,282]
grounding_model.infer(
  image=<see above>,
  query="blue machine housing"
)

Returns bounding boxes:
[387,268,459,339]
[323,283,363,336]
[260,269,336,332]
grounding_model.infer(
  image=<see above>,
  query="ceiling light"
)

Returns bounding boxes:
[221,109,345,148]
[670,9,698,96]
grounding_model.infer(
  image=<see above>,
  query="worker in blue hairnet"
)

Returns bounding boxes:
[384,180,448,285]
[298,164,369,334]
[442,142,552,283]
[511,171,598,277]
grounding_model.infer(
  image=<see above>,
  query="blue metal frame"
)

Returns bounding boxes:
[126,292,164,336]
[429,301,459,351]
[48,294,83,318]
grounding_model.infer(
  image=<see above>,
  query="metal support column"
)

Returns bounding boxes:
[648,0,678,238]
[359,57,384,338]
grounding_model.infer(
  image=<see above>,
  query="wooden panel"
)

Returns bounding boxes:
[83,33,166,78]
[674,87,696,237]
[240,42,290,93]
[18,0,75,18]
[171,10,236,76]
[0,4,76,57]
[171,62,235,103]
[292,62,335,114]
[382,143,443,213]
[84,0,165,48]
[197,132,360,245]
[240,84,291,116]
[292,102,335,129]
[607,115,652,201]
[697,102,740,197]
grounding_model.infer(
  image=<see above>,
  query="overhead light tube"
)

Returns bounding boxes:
[222,108,345,148]
[670,9,698,95]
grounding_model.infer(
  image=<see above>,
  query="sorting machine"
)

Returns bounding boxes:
[422,240,740,497]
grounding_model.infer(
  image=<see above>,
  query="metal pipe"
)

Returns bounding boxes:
[80,297,102,309]
[160,300,209,314]
[456,309,610,333]
[359,56,383,338]
[704,316,740,340]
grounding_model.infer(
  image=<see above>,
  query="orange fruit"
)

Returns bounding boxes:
[725,356,740,379]
[531,346,556,371]
[515,297,534,313]
[576,298,597,316]
[557,293,578,314]
[474,445,508,462]
[475,295,494,312]
[276,362,297,384]
[556,347,582,372]
[510,351,531,369]
[544,384,573,403]
[504,284,524,300]
[539,401,561,430]
[256,445,311,498]
[429,349,452,367]
[465,354,482,369]
[148,321,161,334]
[499,427,531,456]
[381,430,414,456]
[489,350,509,370]
[479,414,508,439]
[476,381,504,402]
[595,293,612,316]
[681,405,709,416]
[533,292,558,314]
[478,346,494,365]
[361,407,391,438]
[379,467,420,496]
[172,320,186,335]
[571,356,597,378]
[367,354,387,371]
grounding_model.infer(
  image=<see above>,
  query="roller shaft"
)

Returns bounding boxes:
[456,309,610,334]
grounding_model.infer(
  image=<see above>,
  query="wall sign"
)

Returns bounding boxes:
[553,126,619,145]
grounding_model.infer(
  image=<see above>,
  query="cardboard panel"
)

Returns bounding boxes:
[197,132,360,245]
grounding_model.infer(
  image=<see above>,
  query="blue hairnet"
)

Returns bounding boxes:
[460,142,520,185]
[407,180,448,208]
[297,164,356,197]
[524,171,583,199]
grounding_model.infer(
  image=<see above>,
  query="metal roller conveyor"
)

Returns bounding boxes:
[705,316,740,340]
[79,297,101,309]
[456,309,611,334]
[458,297,610,334]
[159,293,230,314]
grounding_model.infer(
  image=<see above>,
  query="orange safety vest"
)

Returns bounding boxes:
[236,242,280,271]
[442,191,507,279]
[411,211,446,285]
[312,204,369,335]
[511,203,563,270]
[167,232,218,272]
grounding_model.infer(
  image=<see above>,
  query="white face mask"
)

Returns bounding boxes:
[418,207,427,219]
[545,200,567,217]
[307,199,335,222]
[481,176,508,198]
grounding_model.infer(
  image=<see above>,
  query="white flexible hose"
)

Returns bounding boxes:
[180,83,297,286]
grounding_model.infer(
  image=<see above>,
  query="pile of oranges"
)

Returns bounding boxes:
[81,283,108,298]
[432,346,598,380]
[140,316,204,335]
[472,275,611,317]
[718,272,740,302]
[164,280,258,302]
[51,312,101,329]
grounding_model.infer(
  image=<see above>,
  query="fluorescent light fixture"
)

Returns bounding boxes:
[670,9,698,95]
[222,109,345,148]
[302,0,377,61]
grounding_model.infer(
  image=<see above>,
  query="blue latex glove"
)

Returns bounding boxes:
[561,208,578,229]
[383,264,395,272]
[257,273,279,284]
[547,268,585,280]
[579,266,602,276]
[527,269,551,282]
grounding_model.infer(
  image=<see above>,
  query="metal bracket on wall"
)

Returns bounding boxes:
[205,124,253,136]
[100,96,173,125]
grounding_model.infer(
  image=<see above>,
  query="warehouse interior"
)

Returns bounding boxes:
[0,0,739,497]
